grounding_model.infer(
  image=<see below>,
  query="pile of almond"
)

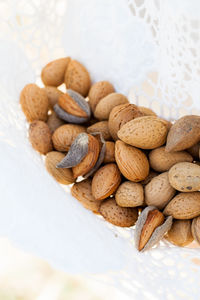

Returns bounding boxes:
[20,57,200,252]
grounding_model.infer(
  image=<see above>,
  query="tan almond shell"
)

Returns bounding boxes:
[118,116,168,149]
[104,141,115,163]
[140,171,158,185]
[138,106,157,116]
[43,86,64,109]
[29,121,53,155]
[187,143,200,160]
[168,162,200,192]
[20,83,49,122]
[71,179,102,213]
[47,111,65,133]
[92,163,121,200]
[166,219,193,247]
[191,216,200,244]
[64,60,91,97]
[52,124,86,152]
[99,198,138,227]
[149,146,193,172]
[88,81,115,113]
[164,192,200,219]
[45,151,74,184]
[115,140,149,182]
[41,57,70,87]
[116,181,144,207]
[87,121,112,141]
[94,93,129,120]
[145,172,176,209]
[108,103,144,141]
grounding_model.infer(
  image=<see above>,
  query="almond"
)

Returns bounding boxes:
[166,219,193,247]
[29,120,53,154]
[20,83,49,122]
[138,106,157,116]
[118,116,168,149]
[52,124,86,152]
[47,111,65,133]
[187,143,200,160]
[94,93,129,120]
[168,162,200,192]
[43,86,63,109]
[191,216,200,245]
[166,115,200,152]
[41,57,70,86]
[87,121,112,141]
[104,141,115,163]
[116,181,144,207]
[71,179,102,213]
[45,151,74,184]
[99,198,138,227]
[92,163,121,200]
[145,172,176,209]
[64,60,91,96]
[115,140,149,182]
[164,192,200,219]
[140,171,158,185]
[88,81,115,113]
[149,146,193,172]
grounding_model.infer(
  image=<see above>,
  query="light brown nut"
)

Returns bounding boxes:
[164,192,200,219]
[115,140,149,182]
[140,171,158,185]
[87,121,112,141]
[29,121,53,155]
[118,116,168,149]
[71,179,102,213]
[47,111,65,133]
[45,151,74,184]
[94,93,129,120]
[41,57,70,87]
[52,124,86,152]
[43,86,63,109]
[64,60,91,96]
[138,106,157,116]
[168,162,200,192]
[88,81,115,113]
[187,143,200,160]
[92,163,121,200]
[149,146,193,172]
[191,216,200,245]
[20,83,49,122]
[145,172,176,209]
[135,206,173,251]
[99,198,138,227]
[104,141,115,163]
[108,104,144,141]
[166,115,200,152]
[166,219,193,247]
[116,181,144,207]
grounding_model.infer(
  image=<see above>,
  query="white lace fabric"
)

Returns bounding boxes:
[0,0,200,299]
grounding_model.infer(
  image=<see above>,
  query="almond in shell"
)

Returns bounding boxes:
[116,181,144,207]
[87,121,112,141]
[166,219,193,247]
[187,143,200,160]
[138,106,157,116]
[104,141,115,163]
[43,86,63,109]
[29,120,53,154]
[47,111,65,133]
[191,216,200,245]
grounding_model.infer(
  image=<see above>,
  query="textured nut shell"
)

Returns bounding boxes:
[168,162,200,192]
[166,115,200,152]
[92,163,121,200]
[88,81,115,113]
[47,112,65,133]
[20,83,49,122]
[187,143,200,160]
[104,141,115,163]
[29,121,53,154]
[99,198,138,227]
[145,172,176,209]
[64,60,91,96]
[41,57,70,86]
[43,86,63,109]
[45,151,74,184]
[52,124,86,152]
[108,104,144,141]
[87,121,112,141]
[54,104,88,124]
[116,181,144,207]
[140,171,158,185]
[73,135,100,178]
[71,179,101,213]
[191,216,200,244]
[118,116,168,149]
[166,219,193,247]
[138,106,157,116]
[58,93,87,117]
[115,140,149,182]
[164,192,200,219]
[94,93,129,120]
[149,146,193,172]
